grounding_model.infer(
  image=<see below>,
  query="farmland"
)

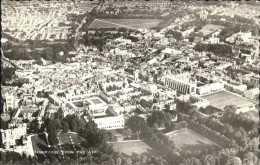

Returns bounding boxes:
[165,129,220,153]
[87,19,162,30]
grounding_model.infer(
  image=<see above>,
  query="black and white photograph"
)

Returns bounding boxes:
[0,0,259,164]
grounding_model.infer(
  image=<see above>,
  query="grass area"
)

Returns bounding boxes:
[58,133,86,146]
[88,19,162,30]
[91,98,103,104]
[72,101,84,107]
[109,140,154,156]
[165,129,220,153]
[31,134,49,152]
[72,100,90,107]
[201,91,254,110]
[199,24,224,36]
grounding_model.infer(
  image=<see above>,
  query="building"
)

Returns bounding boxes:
[5,93,16,110]
[93,115,125,130]
[226,32,253,44]
[243,88,259,100]
[49,94,63,106]
[164,73,197,95]
[199,7,208,20]
[1,124,27,149]
[207,37,220,44]
[197,82,224,95]
[87,97,108,117]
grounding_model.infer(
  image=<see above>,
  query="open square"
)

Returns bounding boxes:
[165,129,220,152]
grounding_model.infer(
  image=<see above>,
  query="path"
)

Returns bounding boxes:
[94,19,139,31]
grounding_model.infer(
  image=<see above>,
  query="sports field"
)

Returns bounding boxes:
[110,140,154,156]
[165,129,220,152]
[201,91,254,110]
[88,19,162,30]
[58,133,85,146]
[199,24,224,36]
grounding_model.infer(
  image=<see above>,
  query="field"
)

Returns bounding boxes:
[88,19,162,30]
[201,91,254,110]
[109,140,154,156]
[165,129,220,152]
[31,134,49,152]
[199,24,224,36]
[58,132,85,146]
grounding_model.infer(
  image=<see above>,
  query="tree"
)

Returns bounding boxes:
[147,110,165,127]
[62,122,69,133]
[127,115,147,131]
[116,157,122,165]
[243,152,258,165]
[123,128,132,139]
[180,121,187,129]
[228,156,242,165]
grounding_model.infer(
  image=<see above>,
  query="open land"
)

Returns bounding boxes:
[109,140,154,156]
[201,91,254,110]
[165,129,220,152]
[88,19,162,30]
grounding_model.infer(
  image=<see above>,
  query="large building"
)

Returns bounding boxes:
[1,124,27,149]
[164,73,197,95]
[93,115,125,130]
[5,93,17,112]
[87,97,108,116]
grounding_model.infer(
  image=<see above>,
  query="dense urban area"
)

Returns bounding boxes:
[1,0,259,165]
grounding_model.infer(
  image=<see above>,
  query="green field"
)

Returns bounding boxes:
[165,129,220,152]
[201,91,254,110]
[109,140,154,156]
[88,19,162,30]
[199,24,224,36]
[58,133,85,146]
[31,134,49,152]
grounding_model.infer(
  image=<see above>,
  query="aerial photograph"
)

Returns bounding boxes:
[0,0,259,164]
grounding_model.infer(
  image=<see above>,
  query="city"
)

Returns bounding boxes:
[1,0,259,164]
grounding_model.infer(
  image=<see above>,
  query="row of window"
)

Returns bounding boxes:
[100,125,124,129]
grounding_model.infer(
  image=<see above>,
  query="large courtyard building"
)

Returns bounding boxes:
[164,73,197,95]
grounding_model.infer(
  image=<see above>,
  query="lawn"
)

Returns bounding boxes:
[165,129,220,153]
[31,134,49,153]
[88,19,162,30]
[199,24,224,36]
[58,133,86,146]
[201,91,254,110]
[72,100,90,107]
[91,98,103,104]
[109,140,154,156]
